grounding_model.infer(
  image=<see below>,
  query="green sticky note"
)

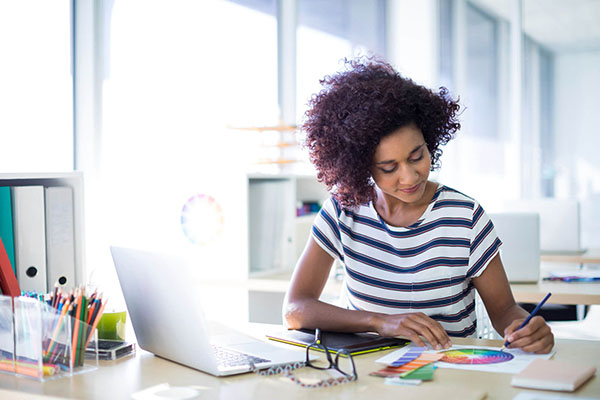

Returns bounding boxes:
[400,363,436,381]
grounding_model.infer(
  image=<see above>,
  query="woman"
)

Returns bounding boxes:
[283,58,554,354]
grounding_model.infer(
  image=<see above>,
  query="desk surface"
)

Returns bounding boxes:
[541,248,600,264]
[0,336,598,400]
[511,280,600,305]
[510,262,600,305]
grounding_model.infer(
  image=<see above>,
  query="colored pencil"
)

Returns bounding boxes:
[44,298,70,357]
[49,303,74,364]
[51,283,59,308]
[84,297,108,350]
[88,294,103,328]
[87,297,97,325]
[76,295,88,366]
[70,291,83,367]
[0,360,58,377]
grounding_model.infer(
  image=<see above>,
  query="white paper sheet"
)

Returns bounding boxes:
[376,344,554,374]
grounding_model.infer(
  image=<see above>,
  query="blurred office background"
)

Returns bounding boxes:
[1,0,599,318]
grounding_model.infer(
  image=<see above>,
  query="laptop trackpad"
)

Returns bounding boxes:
[232,342,302,362]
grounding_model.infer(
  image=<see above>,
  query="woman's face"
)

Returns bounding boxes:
[370,124,432,205]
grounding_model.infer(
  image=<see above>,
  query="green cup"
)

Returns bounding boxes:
[97,311,127,341]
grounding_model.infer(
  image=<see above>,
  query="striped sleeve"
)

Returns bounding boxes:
[467,201,502,278]
[311,197,344,262]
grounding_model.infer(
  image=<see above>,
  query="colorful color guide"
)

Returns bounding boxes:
[400,362,436,381]
[371,353,443,377]
[180,194,224,245]
[389,346,427,367]
[439,348,514,364]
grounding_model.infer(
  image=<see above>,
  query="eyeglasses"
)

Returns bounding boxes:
[290,329,358,388]
[306,342,357,374]
[255,329,358,388]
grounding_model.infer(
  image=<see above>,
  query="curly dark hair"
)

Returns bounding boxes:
[303,57,461,209]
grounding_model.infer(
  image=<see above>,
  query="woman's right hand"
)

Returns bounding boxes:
[374,312,452,349]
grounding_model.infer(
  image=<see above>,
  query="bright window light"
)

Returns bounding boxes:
[0,1,73,172]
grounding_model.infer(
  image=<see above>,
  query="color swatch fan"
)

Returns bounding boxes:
[439,348,514,364]
[180,194,224,245]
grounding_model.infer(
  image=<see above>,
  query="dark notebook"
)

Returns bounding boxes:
[266,329,408,356]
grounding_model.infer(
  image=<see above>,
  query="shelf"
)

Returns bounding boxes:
[296,213,318,223]
[261,141,300,148]
[228,124,297,132]
[256,158,300,165]
[247,269,343,296]
[0,172,86,291]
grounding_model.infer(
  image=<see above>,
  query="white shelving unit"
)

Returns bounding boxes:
[247,175,295,276]
[246,173,330,324]
[247,173,329,277]
[0,172,86,289]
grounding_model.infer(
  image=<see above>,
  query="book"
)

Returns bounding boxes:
[0,187,16,275]
[266,328,408,356]
[11,186,47,293]
[45,186,76,289]
[0,236,20,296]
[511,358,596,392]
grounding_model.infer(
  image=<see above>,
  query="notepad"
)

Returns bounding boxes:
[266,329,408,356]
[511,359,597,392]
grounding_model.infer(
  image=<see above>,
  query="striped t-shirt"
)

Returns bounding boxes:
[311,183,502,337]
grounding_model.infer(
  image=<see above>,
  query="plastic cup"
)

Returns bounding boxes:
[97,311,127,341]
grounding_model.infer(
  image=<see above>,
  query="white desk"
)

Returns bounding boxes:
[511,280,600,305]
[508,261,600,324]
[541,248,600,265]
[0,336,598,399]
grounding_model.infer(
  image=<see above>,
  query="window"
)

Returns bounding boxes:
[99,0,278,246]
[438,0,564,205]
[538,47,554,197]
[438,0,454,91]
[296,0,386,122]
[436,1,509,206]
[85,0,277,278]
[0,1,73,172]
[463,3,498,139]
[76,0,281,321]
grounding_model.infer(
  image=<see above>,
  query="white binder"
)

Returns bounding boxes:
[45,186,76,290]
[11,185,47,293]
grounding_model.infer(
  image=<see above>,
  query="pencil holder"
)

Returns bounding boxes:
[0,295,98,381]
[0,295,15,374]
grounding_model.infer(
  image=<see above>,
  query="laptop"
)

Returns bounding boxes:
[489,213,540,283]
[110,246,306,376]
[501,199,585,254]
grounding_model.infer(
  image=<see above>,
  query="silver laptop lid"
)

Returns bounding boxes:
[489,213,540,283]
[110,246,221,375]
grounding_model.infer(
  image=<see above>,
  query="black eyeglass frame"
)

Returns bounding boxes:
[304,341,357,379]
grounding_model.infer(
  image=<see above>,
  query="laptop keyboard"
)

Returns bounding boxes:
[212,345,270,368]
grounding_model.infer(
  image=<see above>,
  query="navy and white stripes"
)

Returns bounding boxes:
[311,183,501,338]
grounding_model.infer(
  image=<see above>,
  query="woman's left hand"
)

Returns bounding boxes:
[503,316,554,354]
